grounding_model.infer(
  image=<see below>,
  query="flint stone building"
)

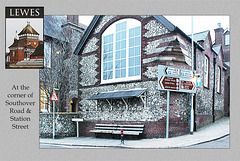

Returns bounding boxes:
[74,15,225,138]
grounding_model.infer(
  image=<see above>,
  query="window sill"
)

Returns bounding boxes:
[100,78,142,86]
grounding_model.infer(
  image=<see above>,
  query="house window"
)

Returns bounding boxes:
[12,51,15,57]
[217,66,221,93]
[204,55,209,88]
[101,18,141,83]
[225,34,230,45]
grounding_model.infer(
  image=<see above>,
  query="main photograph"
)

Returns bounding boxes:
[39,15,230,148]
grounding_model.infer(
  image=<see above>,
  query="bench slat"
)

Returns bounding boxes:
[118,124,144,128]
[95,127,117,130]
[90,130,113,133]
[90,123,144,136]
[115,127,143,131]
[95,124,118,127]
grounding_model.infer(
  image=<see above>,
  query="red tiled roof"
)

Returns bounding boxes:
[9,40,26,48]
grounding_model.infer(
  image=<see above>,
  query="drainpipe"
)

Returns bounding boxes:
[193,43,197,131]
[212,57,217,122]
[190,16,194,134]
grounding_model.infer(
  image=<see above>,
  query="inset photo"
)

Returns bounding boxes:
[5,7,44,69]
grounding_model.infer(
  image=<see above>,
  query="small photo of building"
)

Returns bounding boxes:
[5,18,44,69]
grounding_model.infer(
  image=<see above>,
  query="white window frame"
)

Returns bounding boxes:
[217,66,221,93]
[101,18,141,84]
[204,55,209,88]
[225,34,230,45]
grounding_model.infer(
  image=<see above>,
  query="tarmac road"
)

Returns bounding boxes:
[183,135,229,148]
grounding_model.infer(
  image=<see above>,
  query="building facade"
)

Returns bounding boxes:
[8,22,43,67]
[74,15,225,138]
[39,15,85,113]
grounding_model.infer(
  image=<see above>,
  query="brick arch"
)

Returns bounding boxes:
[69,94,78,112]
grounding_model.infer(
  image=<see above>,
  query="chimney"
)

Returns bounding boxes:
[214,23,224,45]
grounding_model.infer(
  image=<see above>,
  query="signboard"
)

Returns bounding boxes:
[165,67,180,77]
[50,91,59,101]
[181,80,195,90]
[159,76,180,90]
[181,69,194,78]
[196,78,202,87]
[158,65,196,93]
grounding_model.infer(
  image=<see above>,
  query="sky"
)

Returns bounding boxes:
[6,18,43,52]
[78,15,229,42]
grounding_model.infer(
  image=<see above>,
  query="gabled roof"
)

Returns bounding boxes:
[73,15,204,55]
[9,40,26,48]
[188,30,209,42]
[31,44,43,56]
[44,15,68,42]
[212,44,222,55]
[18,24,39,35]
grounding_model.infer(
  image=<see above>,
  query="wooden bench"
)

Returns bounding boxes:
[90,124,144,136]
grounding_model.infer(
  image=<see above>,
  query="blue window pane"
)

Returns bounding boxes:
[116,23,121,32]
[135,66,140,76]
[129,28,134,37]
[129,38,134,47]
[107,62,113,70]
[135,46,141,56]
[108,52,113,61]
[121,50,126,58]
[129,47,134,57]
[121,31,126,39]
[108,71,113,79]
[116,32,121,41]
[116,51,121,59]
[109,34,113,42]
[103,36,108,44]
[129,57,134,67]
[121,59,126,68]
[122,21,126,30]
[135,26,140,36]
[115,70,120,78]
[103,54,108,62]
[103,63,107,71]
[121,69,126,77]
[129,67,135,77]
[121,40,126,49]
[115,60,120,69]
[104,45,109,53]
[103,72,107,80]
[116,42,121,50]
[109,44,113,52]
[135,56,141,66]
[135,36,140,46]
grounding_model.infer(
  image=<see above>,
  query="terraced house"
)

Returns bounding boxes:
[73,15,227,138]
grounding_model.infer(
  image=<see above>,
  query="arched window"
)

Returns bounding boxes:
[101,18,141,84]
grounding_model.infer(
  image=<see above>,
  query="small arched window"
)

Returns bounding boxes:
[101,18,141,84]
